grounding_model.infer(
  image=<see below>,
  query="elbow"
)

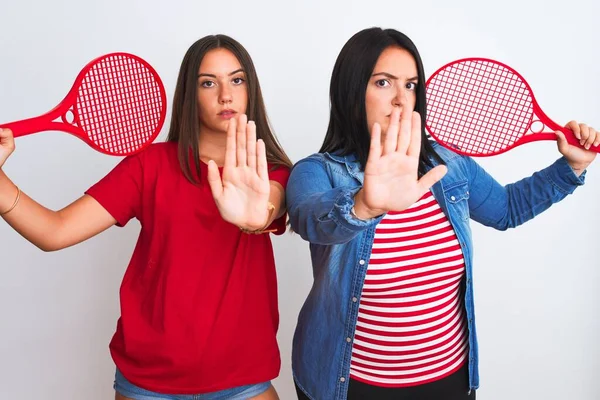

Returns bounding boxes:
[37,241,64,252]
[291,216,357,246]
[35,231,70,252]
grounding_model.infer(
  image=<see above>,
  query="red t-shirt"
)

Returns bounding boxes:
[85,142,289,394]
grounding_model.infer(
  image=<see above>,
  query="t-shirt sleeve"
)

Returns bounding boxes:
[85,154,143,227]
[267,165,291,235]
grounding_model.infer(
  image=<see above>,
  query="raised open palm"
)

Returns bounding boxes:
[357,107,447,217]
[207,114,271,230]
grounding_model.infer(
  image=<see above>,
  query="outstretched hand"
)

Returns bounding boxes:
[207,114,271,230]
[354,107,447,219]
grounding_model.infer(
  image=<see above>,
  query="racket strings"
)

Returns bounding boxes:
[426,60,533,155]
[76,55,164,155]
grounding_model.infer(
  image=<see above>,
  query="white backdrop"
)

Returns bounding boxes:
[1,0,599,399]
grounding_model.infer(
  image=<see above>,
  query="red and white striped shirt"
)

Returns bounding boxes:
[349,191,468,387]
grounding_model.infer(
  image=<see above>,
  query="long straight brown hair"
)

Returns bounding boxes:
[167,34,292,184]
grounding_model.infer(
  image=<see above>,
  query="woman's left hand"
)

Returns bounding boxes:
[207,114,271,230]
[555,121,598,175]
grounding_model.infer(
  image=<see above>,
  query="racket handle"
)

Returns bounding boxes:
[0,115,53,138]
[559,127,600,153]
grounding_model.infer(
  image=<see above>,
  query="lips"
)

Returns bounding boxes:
[218,109,237,119]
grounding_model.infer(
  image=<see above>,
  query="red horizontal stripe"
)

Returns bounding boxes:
[374,225,454,244]
[371,235,459,255]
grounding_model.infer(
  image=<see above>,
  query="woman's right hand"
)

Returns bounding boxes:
[0,128,15,169]
[353,107,447,220]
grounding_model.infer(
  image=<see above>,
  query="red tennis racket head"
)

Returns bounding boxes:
[70,53,167,156]
[425,58,536,156]
[6,53,167,156]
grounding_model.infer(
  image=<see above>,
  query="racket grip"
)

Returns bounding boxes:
[560,127,600,153]
[0,116,48,138]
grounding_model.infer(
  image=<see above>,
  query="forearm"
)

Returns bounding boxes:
[469,157,584,230]
[269,181,286,222]
[0,169,67,250]
[0,170,116,251]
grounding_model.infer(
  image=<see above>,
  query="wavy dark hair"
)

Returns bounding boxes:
[167,34,292,183]
[320,27,444,174]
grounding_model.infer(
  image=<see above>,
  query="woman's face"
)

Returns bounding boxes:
[196,48,248,135]
[365,46,418,139]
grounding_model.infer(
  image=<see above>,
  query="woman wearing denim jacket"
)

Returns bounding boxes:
[286,27,597,400]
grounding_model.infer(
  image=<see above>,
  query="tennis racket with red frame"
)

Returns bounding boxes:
[425,58,599,156]
[1,52,167,156]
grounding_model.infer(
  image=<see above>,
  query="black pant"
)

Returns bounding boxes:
[295,362,475,400]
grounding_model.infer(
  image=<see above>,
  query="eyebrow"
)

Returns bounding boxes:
[372,72,419,81]
[198,68,245,78]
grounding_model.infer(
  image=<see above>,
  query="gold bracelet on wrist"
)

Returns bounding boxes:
[1,185,21,216]
[240,202,277,235]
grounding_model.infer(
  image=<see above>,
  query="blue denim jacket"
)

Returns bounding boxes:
[287,142,585,400]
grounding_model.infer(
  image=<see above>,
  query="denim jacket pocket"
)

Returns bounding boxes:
[444,180,470,221]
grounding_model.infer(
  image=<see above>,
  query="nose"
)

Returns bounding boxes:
[219,85,233,105]
[392,87,408,108]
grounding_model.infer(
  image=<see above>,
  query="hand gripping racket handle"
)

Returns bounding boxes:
[518,121,600,153]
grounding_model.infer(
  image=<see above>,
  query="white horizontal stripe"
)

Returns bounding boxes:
[369,238,459,260]
[374,220,451,239]
[372,229,456,249]
[361,274,463,298]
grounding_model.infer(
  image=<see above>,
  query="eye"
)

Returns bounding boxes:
[375,79,391,88]
[406,82,417,91]
[200,80,215,88]
[232,77,245,85]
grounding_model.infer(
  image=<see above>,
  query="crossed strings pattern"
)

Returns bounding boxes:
[76,55,164,155]
[426,60,534,155]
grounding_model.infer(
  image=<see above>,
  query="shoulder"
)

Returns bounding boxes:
[267,163,291,187]
[136,141,178,160]
[429,140,464,164]
[124,141,179,170]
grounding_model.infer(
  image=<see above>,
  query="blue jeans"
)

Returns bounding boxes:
[114,369,271,400]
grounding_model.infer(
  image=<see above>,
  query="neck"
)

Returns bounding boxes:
[198,128,227,166]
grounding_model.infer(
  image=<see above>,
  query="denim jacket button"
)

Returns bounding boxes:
[352,297,358,303]
[346,337,352,343]
[340,377,346,383]
[359,260,365,265]
[451,195,456,201]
